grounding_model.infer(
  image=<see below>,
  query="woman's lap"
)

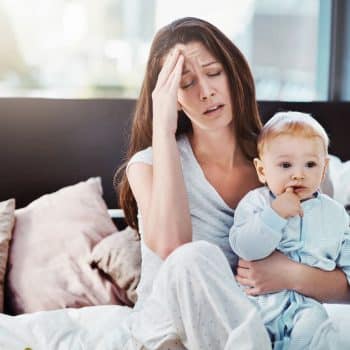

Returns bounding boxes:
[127,240,271,350]
[1,244,348,350]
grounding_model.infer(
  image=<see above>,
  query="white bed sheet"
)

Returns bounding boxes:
[0,304,349,349]
[0,305,132,350]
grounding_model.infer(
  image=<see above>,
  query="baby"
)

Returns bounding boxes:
[229,111,350,349]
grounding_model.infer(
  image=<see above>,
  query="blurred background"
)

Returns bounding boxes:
[0,0,348,101]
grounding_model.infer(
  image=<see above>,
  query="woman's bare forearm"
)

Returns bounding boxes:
[238,251,350,303]
[141,49,190,258]
[145,129,192,258]
[291,262,350,303]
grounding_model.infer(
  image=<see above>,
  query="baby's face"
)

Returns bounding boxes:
[255,135,328,200]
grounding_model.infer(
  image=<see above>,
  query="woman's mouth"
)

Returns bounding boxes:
[203,104,224,116]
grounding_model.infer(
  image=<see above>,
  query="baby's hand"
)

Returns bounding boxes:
[271,187,303,219]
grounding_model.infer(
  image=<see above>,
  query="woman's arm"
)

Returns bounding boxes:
[128,49,192,259]
[236,251,350,303]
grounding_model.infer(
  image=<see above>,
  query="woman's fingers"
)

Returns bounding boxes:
[235,274,250,286]
[236,266,250,278]
[245,287,261,296]
[237,251,292,296]
[237,274,267,296]
[237,258,251,269]
[156,48,181,88]
[169,54,184,89]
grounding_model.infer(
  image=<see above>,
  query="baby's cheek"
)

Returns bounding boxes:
[268,183,283,196]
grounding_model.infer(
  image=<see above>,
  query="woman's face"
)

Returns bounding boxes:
[174,41,233,132]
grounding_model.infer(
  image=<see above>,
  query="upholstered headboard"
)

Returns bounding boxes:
[0,98,349,209]
[0,98,135,209]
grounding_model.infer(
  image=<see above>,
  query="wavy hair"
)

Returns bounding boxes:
[114,17,262,230]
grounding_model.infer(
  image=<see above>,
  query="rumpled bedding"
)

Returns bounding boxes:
[0,304,349,349]
[0,305,132,350]
[0,156,349,349]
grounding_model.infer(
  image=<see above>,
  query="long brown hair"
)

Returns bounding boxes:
[114,17,262,230]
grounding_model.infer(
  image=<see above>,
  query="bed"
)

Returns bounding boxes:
[0,98,349,348]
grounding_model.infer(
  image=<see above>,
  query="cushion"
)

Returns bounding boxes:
[320,166,333,198]
[327,155,350,208]
[0,199,15,312]
[5,178,124,314]
[90,226,141,305]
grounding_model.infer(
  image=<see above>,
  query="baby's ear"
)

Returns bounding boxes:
[321,157,330,181]
[254,158,266,184]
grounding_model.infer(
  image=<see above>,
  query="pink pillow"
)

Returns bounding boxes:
[6,178,124,314]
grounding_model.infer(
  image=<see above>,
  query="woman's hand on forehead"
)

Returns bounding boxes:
[152,47,184,134]
[157,48,184,89]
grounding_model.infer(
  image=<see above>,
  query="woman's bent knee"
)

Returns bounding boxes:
[167,240,222,265]
[161,240,231,279]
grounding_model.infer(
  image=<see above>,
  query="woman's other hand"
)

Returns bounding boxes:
[236,251,295,296]
[152,48,184,135]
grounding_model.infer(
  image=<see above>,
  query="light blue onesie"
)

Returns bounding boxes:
[230,186,350,349]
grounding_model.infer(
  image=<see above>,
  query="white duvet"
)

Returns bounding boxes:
[0,304,349,349]
[0,305,132,350]
[1,155,349,350]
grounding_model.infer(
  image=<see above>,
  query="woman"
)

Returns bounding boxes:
[0,16,347,350]
[116,17,350,349]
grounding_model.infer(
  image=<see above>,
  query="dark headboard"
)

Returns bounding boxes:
[0,98,135,209]
[0,98,349,209]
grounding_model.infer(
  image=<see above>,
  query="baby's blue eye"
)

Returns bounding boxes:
[280,162,291,168]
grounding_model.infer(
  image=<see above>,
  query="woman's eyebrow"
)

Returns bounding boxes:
[202,60,218,67]
[182,61,219,76]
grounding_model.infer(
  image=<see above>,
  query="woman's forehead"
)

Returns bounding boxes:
[159,41,218,72]
[174,42,214,61]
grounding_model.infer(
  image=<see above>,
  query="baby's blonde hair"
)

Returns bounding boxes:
[257,111,329,157]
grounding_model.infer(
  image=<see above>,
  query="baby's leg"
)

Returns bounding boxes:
[289,304,338,350]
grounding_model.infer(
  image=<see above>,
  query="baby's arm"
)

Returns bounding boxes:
[229,190,288,261]
[336,210,350,286]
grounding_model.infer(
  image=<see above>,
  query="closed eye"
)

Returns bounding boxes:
[207,71,221,77]
[181,80,194,89]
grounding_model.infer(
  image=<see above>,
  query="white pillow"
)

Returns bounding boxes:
[327,155,350,207]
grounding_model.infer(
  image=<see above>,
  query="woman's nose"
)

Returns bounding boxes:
[199,79,215,101]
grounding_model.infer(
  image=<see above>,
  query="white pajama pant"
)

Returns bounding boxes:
[124,241,271,350]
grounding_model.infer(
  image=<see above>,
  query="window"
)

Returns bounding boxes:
[0,0,324,100]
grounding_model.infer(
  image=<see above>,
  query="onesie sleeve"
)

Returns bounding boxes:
[336,210,350,285]
[229,189,288,261]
